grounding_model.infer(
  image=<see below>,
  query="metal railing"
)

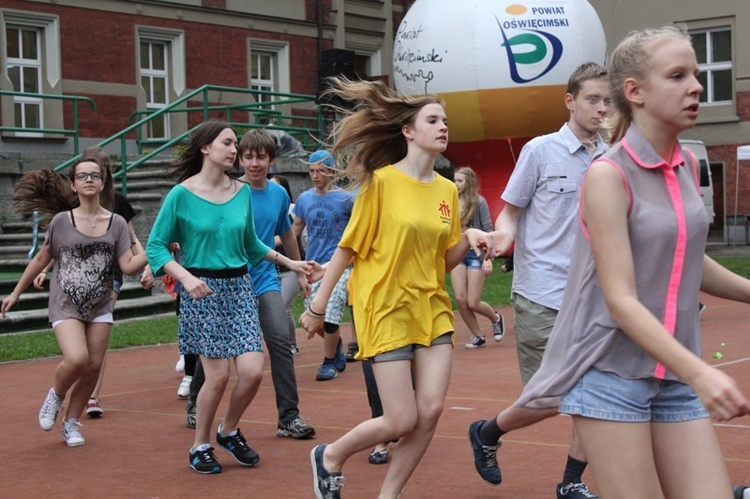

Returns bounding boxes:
[0,90,96,156]
[54,84,331,194]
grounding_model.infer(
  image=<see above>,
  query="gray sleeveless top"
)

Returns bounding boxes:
[517,125,709,410]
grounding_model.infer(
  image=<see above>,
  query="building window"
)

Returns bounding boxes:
[6,25,42,134]
[250,51,275,102]
[136,27,185,141]
[247,40,290,124]
[691,27,732,104]
[1,11,61,137]
[140,40,170,138]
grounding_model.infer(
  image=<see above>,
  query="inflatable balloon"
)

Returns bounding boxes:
[393,0,607,216]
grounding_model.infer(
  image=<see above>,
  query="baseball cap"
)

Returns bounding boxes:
[308,150,334,168]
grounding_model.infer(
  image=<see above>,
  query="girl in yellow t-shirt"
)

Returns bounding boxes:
[301,77,492,499]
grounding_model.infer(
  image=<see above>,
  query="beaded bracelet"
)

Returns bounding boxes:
[307,305,325,318]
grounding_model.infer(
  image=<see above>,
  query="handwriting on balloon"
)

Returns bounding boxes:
[393,21,446,94]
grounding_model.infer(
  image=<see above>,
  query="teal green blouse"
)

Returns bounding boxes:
[147,183,270,277]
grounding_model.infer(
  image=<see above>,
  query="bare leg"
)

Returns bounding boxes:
[379,343,452,499]
[465,269,500,324]
[451,264,484,338]
[194,356,230,447]
[64,322,111,419]
[220,351,264,431]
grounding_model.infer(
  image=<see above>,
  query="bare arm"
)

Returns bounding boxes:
[584,160,748,420]
[489,203,523,258]
[1,245,53,317]
[279,227,310,296]
[700,255,750,302]
[117,250,148,277]
[292,216,306,239]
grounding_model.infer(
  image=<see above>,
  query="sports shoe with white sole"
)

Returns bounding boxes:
[61,418,85,447]
[39,387,63,431]
[177,375,192,399]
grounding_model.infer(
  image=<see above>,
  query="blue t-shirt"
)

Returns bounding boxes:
[292,187,354,263]
[248,181,292,296]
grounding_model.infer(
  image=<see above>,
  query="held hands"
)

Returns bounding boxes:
[487,230,514,259]
[296,273,311,298]
[308,261,326,284]
[464,228,512,261]
[691,366,750,421]
[300,305,325,339]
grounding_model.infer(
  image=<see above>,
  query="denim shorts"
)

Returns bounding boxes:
[460,250,483,270]
[113,279,123,295]
[559,367,709,423]
[372,332,453,363]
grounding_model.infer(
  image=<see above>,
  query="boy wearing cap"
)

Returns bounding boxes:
[292,150,354,381]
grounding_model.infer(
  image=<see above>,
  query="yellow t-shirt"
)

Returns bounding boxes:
[340,165,462,359]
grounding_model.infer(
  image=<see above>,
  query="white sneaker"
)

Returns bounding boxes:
[177,375,193,399]
[175,355,185,373]
[39,387,63,431]
[61,418,85,447]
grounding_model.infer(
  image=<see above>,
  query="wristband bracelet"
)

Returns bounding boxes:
[274,252,279,265]
[307,305,325,318]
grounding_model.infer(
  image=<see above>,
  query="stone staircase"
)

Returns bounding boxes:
[0,158,178,334]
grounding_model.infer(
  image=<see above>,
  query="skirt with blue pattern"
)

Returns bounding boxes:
[178,273,262,358]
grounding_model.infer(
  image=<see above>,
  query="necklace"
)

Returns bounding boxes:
[78,211,99,228]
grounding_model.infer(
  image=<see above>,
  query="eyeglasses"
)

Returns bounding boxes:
[74,172,103,181]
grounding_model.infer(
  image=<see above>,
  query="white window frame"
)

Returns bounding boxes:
[248,39,290,120]
[140,40,170,138]
[691,26,733,105]
[1,10,61,136]
[6,24,43,135]
[135,26,185,139]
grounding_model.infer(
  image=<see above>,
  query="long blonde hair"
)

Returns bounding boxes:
[605,25,690,144]
[321,77,445,187]
[455,166,479,228]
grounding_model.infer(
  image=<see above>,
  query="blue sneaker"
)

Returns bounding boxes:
[556,481,598,498]
[468,420,502,485]
[311,444,345,499]
[333,338,346,372]
[316,359,338,381]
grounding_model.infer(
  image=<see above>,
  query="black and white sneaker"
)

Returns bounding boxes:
[465,335,486,349]
[216,424,259,466]
[189,445,222,474]
[492,313,505,342]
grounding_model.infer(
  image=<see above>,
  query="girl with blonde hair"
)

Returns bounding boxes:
[451,166,504,348]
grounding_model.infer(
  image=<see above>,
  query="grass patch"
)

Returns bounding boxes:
[0,316,178,363]
[2,257,744,363]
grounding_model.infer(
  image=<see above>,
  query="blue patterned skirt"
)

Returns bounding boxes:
[178,273,262,358]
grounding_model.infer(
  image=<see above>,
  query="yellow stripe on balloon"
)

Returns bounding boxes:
[442,85,569,143]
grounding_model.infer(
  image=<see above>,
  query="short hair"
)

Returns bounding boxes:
[238,128,278,161]
[566,62,608,96]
